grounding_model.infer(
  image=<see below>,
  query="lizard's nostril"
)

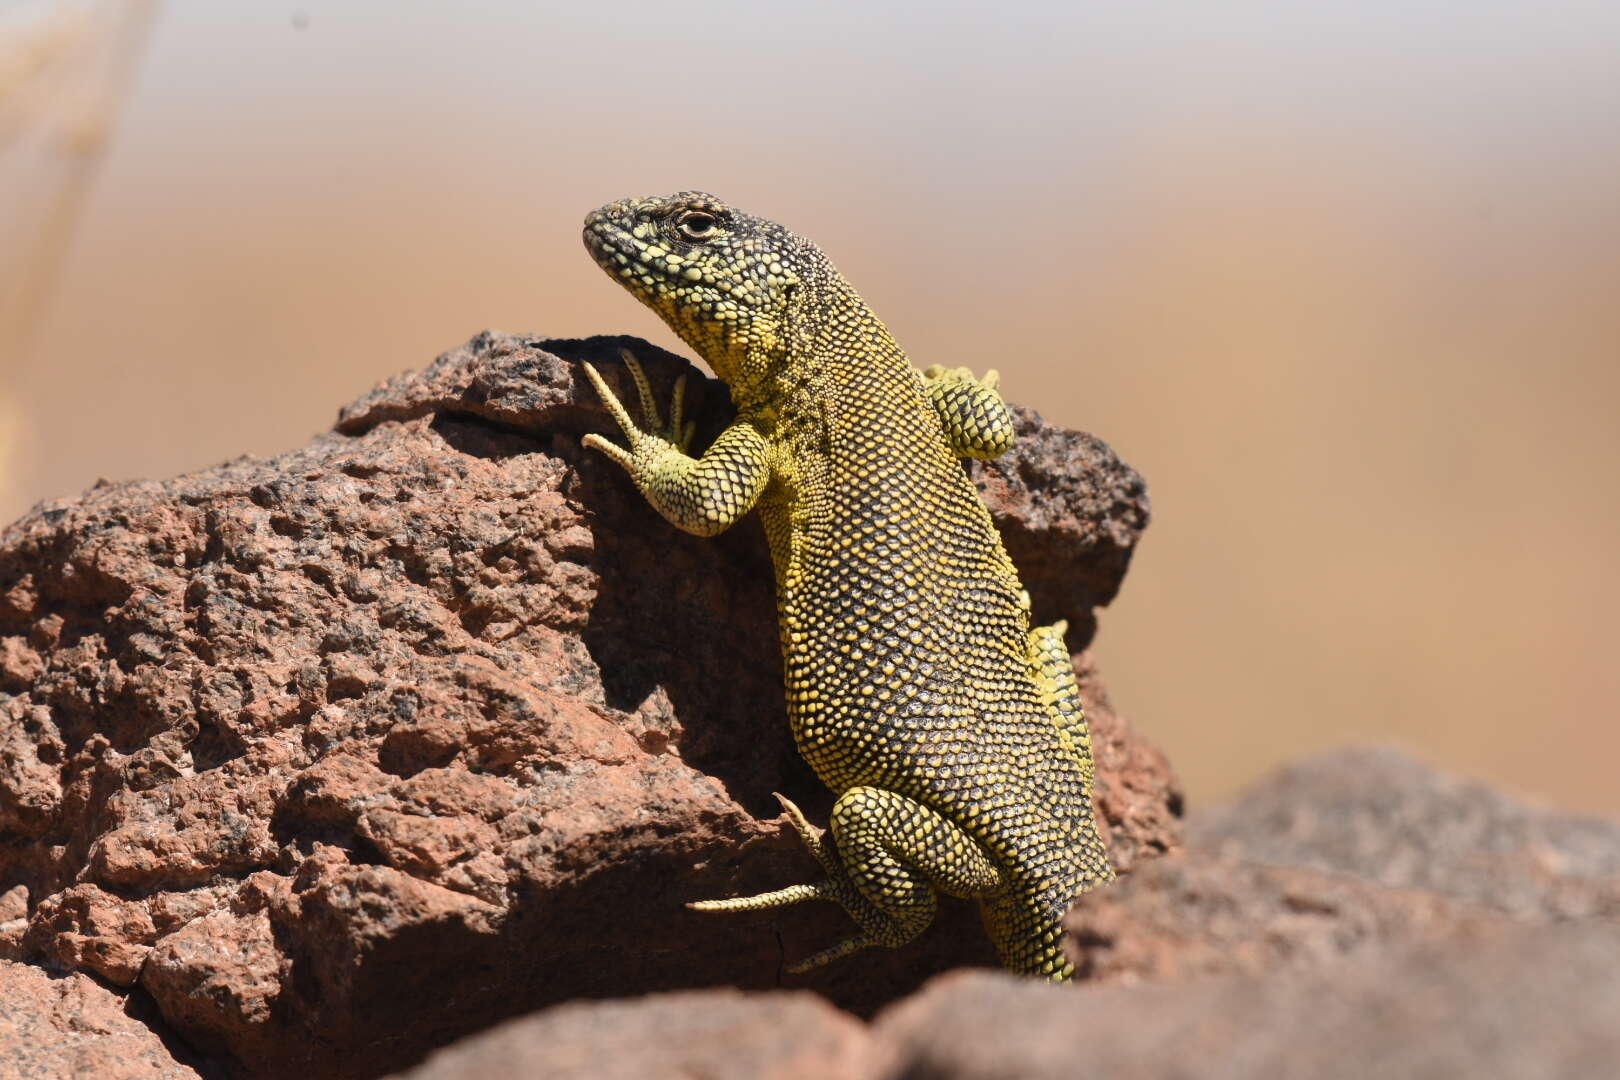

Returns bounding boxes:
[584,200,635,230]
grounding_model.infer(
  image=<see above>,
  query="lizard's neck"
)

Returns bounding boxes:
[719,275,909,417]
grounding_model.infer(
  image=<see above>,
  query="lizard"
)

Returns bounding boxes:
[578,191,1113,979]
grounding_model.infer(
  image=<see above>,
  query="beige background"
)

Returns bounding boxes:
[4,1,1618,814]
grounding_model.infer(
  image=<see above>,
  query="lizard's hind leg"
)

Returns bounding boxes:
[689,790,1002,973]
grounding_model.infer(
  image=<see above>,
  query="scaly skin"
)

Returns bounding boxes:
[580,192,1113,978]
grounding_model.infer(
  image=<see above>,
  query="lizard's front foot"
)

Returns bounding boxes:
[921,364,1016,459]
[580,350,770,537]
[581,348,696,473]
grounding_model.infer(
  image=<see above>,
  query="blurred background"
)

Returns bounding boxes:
[3,1,1617,814]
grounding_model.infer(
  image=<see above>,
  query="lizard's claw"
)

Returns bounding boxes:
[580,362,636,469]
[686,794,854,914]
[687,794,877,934]
[687,794,885,973]
[786,933,879,974]
[922,363,997,389]
[581,350,694,468]
[686,881,832,913]
[621,348,663,431]
[772,792,837,869]
[685,794,843,915]
[668,374,699,454]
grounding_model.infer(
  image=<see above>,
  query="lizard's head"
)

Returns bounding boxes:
[584,191,822,378]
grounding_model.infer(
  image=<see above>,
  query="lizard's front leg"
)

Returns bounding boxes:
[582,350,770,536]
[920,364,1016,460]
[690,790,1003,973]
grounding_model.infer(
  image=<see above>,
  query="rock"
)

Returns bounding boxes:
[23,883,157,986]
[1064,851,1511,983]
[1076,649,1181,875]
[1192,746,1620,921]
[392,989,880,1080]
[973,409,1148,640]
[0,333,1173,1078]
[1063,747,1620,986]
[141,901,283,1063]
[0,885,26,960]
[877,922,1620,1080]
[0,959,205,1080]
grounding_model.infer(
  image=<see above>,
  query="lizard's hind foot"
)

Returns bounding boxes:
[689,790,1003,973]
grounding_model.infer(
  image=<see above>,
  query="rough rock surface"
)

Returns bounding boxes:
[0,332,1175,1078]
[1193,745,1620,921]
[386,921,1620,1080]
[384,747,1620,1080]
[395,989,882,1080]
[1063,851,1514,983]
[0,959,205,1079]
[1065,746,1620,984]
[877,922,1620,1080]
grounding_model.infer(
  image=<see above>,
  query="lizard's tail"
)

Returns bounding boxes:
[979,892,1076,980]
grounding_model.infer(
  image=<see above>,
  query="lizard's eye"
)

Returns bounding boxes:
[675,211,720,241]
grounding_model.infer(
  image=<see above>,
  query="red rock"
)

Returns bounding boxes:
[0,886,27,960]
[23,883,156,986]
[391,989,880,1080]
[0,959,204,1079]
[877,922,1620,1080]
[1193,746,1620,920]
[87,770,281,890]
[0,636,45,690]
[1076,649,1182,874]
[0,334,1173,1077]
[1064,851,1510,983]
[0,698,62,833]
[142,907,282,1061]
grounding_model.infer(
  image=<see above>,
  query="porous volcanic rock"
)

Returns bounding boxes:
[1063,851,1513,983]
[1063,747,1620,984]
[877,922,1620,1080]
[1192,746,1620,921]
[394,989,882,1080]
[0,959,206,1079]
[0,332,1175,1078]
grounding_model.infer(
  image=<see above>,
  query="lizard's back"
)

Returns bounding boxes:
[768,324,1103,918]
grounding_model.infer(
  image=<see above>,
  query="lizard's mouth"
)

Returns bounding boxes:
[584,208,747,327]
[582,212,691,300]
[583,212,646,271]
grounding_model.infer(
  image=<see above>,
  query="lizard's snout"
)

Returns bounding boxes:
[582,203,634,250]
[583,202,623,229]
[582,202,637,266]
